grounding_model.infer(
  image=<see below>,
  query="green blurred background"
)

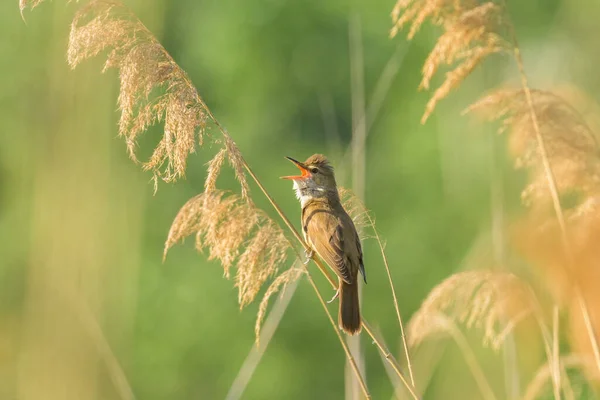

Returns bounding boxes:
[2,0,600,399]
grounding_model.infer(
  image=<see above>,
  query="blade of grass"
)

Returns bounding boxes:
[365,212,415,386]
[226,272,300,400]
[349,13,366,400]
[342,43,407,165]
[552,305,561,400]
[439,314,497,400]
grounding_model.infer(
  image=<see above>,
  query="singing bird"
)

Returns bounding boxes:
[282,154,366,334]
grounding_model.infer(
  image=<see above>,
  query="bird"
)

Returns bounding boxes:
[281,154,366,334]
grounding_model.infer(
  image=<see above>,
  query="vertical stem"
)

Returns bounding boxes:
[349,13,366,400]
[552,305,561,400]
[444,317,497,400]
[362,322,420,400]
[366,211,415,386]
[489,128,519,399]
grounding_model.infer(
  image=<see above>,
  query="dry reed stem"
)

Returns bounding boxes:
[349,17,367,395]
[369,216,415,386]
[552,305,561,400]
[374,328,414,400]
[532,308,566,400]
[361,321,420,400]
[523,354,592,400]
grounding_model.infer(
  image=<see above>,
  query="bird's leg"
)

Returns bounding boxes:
[303,248,314,265]
[327,288,340,304]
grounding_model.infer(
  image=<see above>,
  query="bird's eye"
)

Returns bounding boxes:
[310,168,318,174]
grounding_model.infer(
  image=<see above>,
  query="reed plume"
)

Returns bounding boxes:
[466,89,600,215]
[67,0,212,191]
[408,270,536,350]
[337,187,370,239]
[255,267,304,345]
[390,0,509,123]
[164,189,291,309]
[19,0,45,15]
[468,88,600,304]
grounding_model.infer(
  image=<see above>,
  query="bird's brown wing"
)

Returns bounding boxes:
[303,202,355,284]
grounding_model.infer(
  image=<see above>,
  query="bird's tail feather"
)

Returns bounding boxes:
[339,281,361,335]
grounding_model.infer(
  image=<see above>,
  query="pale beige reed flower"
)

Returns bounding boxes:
[408,270,537,351]
[337,187,370,239]
[164,189,301,341]
[391,0,509,123]
[466,89,600,214]
[19,0,45,15]
[67,0,209,189]
[255,268,304,345]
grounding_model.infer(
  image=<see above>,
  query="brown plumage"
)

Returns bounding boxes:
[282,154,366,334]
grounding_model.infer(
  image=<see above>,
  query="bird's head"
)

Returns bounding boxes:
[281,154,338,205]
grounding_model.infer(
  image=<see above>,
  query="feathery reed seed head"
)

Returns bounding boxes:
[338,187,370,240]
[391,0,509,123]
[408,271,536,350]
[19,0,45,15]
[68,0,209,189]
[466,89,600,214]
[255,267,304,345]
[165,190,298,342]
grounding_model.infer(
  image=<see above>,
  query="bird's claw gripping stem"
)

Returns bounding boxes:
[327,288,340,304]
[303,249,314,265]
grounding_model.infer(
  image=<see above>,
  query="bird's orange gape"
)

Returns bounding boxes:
[280,157,311,180]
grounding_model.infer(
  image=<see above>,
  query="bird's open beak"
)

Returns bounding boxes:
[280,157,311,180]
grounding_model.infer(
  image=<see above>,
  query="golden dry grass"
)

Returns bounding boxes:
[67,0,209,188]
[19,0,44,14]
[164,190,291,308]
[466,89,600,215]
[391,0,509,123]
[408,270,537,351]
